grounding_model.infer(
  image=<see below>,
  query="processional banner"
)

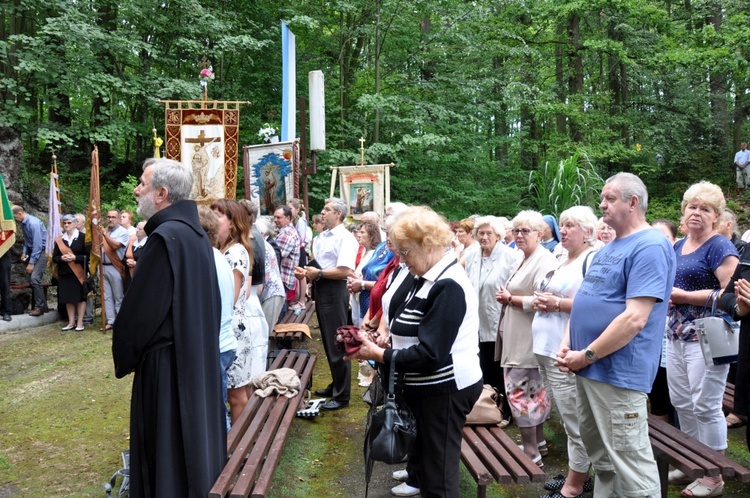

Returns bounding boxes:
[330,164,392,220]
[161,100,244,202]
[0,174,15,258]
[244,141,299,216]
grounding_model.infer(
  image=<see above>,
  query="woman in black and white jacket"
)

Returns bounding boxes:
[351,206,483,498]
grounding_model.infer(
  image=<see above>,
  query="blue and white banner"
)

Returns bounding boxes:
[281,21,296,142]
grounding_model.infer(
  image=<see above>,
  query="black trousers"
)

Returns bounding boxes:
[405,380,482,497]
[313,278,351,402]
[0,253,9,314]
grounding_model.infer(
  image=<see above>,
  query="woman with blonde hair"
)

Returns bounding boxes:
[666,181,739,497]
[496,210,557,466]
[211,199,255,423]
[349,206,482,497]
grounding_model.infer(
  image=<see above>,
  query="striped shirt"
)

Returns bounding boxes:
[385,252,482,397]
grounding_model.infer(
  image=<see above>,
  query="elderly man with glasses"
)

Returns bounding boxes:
[98,209,130,330]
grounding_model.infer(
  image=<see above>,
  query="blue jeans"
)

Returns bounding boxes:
[220,349,237,431]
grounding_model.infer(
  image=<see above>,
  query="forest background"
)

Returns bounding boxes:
[3,0,750,223]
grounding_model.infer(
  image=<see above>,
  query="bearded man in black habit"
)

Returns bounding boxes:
[112,158,225,497]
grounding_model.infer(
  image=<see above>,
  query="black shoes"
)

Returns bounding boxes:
[314,385,334,397]
[320,399,349,411]
[543,474,594,494]
[2,313,10,322]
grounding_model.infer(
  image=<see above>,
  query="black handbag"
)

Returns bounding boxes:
[81,256,95,297]
[367,350,417,464]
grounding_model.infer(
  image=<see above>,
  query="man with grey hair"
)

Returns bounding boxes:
[113,158,225,498]
[719,209,746,257]
[98,209,129,329]
[295,197,358,410]
[556,173,675,498]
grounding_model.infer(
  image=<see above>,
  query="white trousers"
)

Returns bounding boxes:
[576,376,660,498]
[536,354,590,473]
[666,339,729,451]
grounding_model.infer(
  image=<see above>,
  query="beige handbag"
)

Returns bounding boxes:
[465,384,503,425]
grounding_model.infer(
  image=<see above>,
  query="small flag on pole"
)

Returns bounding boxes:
[281,21,296,142]
[46,154,62,261]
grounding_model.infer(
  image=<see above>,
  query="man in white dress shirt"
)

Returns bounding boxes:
[295,198,358,410]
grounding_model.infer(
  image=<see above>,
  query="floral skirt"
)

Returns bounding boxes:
[504,366,551,428]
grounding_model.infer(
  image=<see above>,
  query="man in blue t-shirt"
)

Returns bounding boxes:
[557,173,676,498]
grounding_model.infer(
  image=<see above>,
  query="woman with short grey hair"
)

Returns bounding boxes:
[496,210,557,466]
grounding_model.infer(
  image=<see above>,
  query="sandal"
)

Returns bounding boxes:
[100,324,113,332]
[726,413,746,429]
[681,477,723,497]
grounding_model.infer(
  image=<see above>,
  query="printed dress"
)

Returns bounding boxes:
[223,243,252,389]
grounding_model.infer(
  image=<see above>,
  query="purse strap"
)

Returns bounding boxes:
[387,350,399,399]
[701,288,721,318]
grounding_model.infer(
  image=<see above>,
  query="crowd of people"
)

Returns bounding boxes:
[31,156,744,497]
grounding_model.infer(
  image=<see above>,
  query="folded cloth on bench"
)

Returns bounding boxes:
[250,368,301,398]
[274,323,312,339]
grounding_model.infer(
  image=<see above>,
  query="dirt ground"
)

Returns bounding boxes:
[1,317,750,497]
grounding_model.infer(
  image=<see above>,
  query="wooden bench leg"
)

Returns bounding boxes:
[477,484,486,498]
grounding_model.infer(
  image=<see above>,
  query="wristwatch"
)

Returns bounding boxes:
[553,298,561,312]
[584,348,600,363]
[316,269,324,281]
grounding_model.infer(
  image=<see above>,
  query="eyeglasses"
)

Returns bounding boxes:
[512,228,532,235]
[107,216,118,219]
[397,247,413,258]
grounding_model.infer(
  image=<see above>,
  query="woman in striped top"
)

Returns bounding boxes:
[349,206,483,497]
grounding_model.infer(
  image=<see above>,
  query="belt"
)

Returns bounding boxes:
[103,263,113,266]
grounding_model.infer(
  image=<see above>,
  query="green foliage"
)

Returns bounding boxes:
[3,0,750,222]
[101,175,140,217]
[527,155,604,218]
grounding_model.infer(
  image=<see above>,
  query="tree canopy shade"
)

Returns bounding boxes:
[2,0,750,219]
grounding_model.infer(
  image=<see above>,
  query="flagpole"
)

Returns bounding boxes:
[88,146,105,327]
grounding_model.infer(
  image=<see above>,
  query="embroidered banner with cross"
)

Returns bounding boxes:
[159,100,248,203]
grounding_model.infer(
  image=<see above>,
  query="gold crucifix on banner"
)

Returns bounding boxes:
[359,137,366,166]
[185,129,222,197]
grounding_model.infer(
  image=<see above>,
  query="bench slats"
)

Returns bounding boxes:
[209,350,316,498]
[460,436,495,486]
[251,353,317,497]
[649,418,732,476]
[462,427,511,484]
[273,302,315,344]
[486,426,545,483]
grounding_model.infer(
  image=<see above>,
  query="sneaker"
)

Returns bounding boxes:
[668,468,692,485]
[391,482,420,496]
[392,469,409,481]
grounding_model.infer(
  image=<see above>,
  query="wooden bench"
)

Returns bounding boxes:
[273,301,316,346]
[461,425,546,498]
[11,282,54,304]
[648,415,750,498]
[723,382,735,414]
[209,349,317,498]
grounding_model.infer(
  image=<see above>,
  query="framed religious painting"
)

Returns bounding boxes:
[160,100,246,202]
[244,141,299,216]
[330,164,393,220]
